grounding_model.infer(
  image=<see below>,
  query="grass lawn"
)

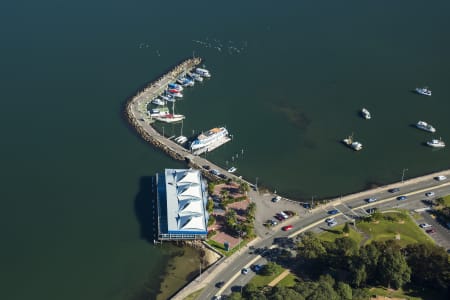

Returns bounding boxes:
[357,211,434,247]
[206,239,247,257]
[249,268,285,287]
[442,195,450,206]
[184,288,204,300]
[370,287,422,300]
[318,226,362,245]
[277,273,297,287]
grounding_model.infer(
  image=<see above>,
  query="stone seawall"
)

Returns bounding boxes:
[124,57,202,161]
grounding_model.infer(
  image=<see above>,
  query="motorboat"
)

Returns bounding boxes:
[151,98,165,106]
[188,72,203,82]
[426,138,445,148]
[342,134,363,151]
[415,87,432,96]
[195,67,211,78]
[149,108,170,117]
[227,167,237,173]
[361,108,371,120]
[416,121,436,133]
[168,83,183,91]
[154,114,185,123]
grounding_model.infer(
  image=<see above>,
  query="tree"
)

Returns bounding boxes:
[336,281,352,299]
[207,215,215,226]
[207,199,214,213]
[343,222,350,234]
[261,262,280,276]
[378,246,411,289]
[239,181,249,193]
[296,232,326,259]
[227,292,243,300]
[436,197,445,206]
[243,282,259,298]
[268,286,304,300]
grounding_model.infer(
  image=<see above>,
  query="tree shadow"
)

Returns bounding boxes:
[320,227,342,235]
[134,176,157,243]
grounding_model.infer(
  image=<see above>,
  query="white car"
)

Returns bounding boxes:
[419,223,432,229]
[241,268,249,275]
[325,218,335,223]
[435,175,447,181]
[272,196,281,203]
[425,192,435,197]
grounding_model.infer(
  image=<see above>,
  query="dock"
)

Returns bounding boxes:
[124,57,245,183]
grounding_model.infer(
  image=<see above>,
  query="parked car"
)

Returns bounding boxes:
[328,221,338,227]
[215,281,225,288]
[241,268,249,275]
[389,188,400,193]
[366,197,377,203]
[366,208,378,214]
[397,196,407,201]
[419,223,432,229]
[325,217,335,223]
[202,165,210,170]
[328,209,339,215]
[425,192,435,197]
[426,228,437,234]
[275,215,284,221]
[210,169,221,176]
[435,175,447,181]
[303,203,311,209]
[251,264,262,272]
[282,225,293,231]
[272,196,281,203]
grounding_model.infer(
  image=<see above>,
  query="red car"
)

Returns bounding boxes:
[426,228,437,234]
[282,225,293,231]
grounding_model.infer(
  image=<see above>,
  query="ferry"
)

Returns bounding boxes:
[426,138,445,148]
[361,108,371,120]
[342,134,363,151]
[151,98,165,106]
[415,87,432,96]
[195,67,211,78]
[227,166,237,173]
[416,121,436,133]
[190,127,229,151]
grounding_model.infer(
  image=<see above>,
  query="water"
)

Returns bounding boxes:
[0,0,449,299]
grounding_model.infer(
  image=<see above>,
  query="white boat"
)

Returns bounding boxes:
[168,83,184,91]
[361,108,371,120]
[342,134,363,151]
[195,67,211,78]
[151,98,165,106]
[190,127,229,151]
[149,107,170,117]
[175,136,188,144]
[415,87,432,96]
[426,138,445,148]
[188,72,203,82]
[227,167,237,173]
[416,121,436,133]
[171,92,183,98]
[154,100,185,123]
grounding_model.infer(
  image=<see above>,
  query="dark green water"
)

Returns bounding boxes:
[1,0,449,299]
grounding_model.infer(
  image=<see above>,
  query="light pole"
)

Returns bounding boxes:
[162,126,165,137]
[255,177,259,191]
[401,168,408,184]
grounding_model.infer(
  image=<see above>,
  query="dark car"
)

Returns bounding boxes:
[389,188,400,193]
[303,203,311,209]
[426,228,437,234]
[219,174,227,179]
[202,165,210,170]
[397,196,407,201]
[251,264,262,272]
[366,207,378,214]
[215,281,225,288]
[328,209,339,215]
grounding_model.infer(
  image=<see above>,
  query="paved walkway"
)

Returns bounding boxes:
[267,269,290,287]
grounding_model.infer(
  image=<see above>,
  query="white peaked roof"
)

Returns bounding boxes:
[179,215,206,231]
[163,168,208,234]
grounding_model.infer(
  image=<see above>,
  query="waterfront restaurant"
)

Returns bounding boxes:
[156,168,209,240]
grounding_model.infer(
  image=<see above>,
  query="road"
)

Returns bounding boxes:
[195,175,450,300]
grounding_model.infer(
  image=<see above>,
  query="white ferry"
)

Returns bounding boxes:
[195,67,211,78]
[416,121,436,133]
[361,108,371,120]
[426,138,445,148]
[415,87,432,96]
[342,134,363,151]
[190,127,229,151]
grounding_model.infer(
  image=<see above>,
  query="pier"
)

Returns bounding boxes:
[124,57,243,182]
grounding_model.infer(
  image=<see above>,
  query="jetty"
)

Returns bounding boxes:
[124,57,242,182]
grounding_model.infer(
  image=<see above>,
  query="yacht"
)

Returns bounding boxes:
[195,68,211,78]
[361,108,371,120]
[426,138,445,148]
[342,134,363,151]
[416,121,436,133]
[190,127,229,151]
[149,107,169,117]
[188,72,203,82]
[151,98,165,106]
[154,114,185,123]
[415,87,432,96]
[171,92,183,98]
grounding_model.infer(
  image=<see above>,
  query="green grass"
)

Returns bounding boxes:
[357,211,433,247]
[184,288,204,300]
[206,239,248,257]
[318,226,362,245]
[249,268,285,287]
[442,195,450,206]
[370,287,422,300]
[277,273,297,287]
